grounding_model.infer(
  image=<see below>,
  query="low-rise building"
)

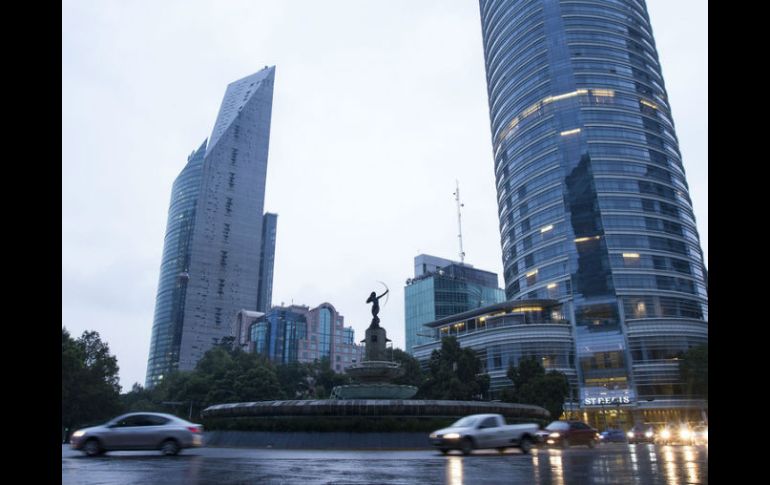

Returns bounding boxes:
[249,303,364,372]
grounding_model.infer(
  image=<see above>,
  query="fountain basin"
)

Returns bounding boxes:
[202,399,549,421]
[345,360,405,383]
[330,383,418,400]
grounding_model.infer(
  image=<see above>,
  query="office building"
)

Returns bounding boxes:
[476,0,708,426]
[404,254,505,354]
[250,303,364,372]
[146,67,278,387]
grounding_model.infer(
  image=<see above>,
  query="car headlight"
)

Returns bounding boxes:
[443,433,460,440]
[627,431,634,438]
[549,432,560,438]
[429,432,438,439]
[680,429,691,439]
[72,430,85,438]
[645,431,653,438]
[660,429,671,439]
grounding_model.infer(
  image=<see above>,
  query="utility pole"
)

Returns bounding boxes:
[453,180,465,264]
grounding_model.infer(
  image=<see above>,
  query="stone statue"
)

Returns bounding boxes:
[366,288,389,328]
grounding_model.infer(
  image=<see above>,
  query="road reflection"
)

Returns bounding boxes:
[547,450,566,485]
[446,456,463,485]
[63,445,707,485]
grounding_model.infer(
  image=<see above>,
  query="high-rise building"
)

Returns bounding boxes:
[250,303,364,372]
[146,67,278,388]
[404,254,505,354]
[478,1,707,424]
[257,213,278,313]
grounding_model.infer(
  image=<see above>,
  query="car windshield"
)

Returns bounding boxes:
[546,421,569,431]
[452,416,481,428]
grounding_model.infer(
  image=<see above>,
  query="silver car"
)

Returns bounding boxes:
[70,412,204,456]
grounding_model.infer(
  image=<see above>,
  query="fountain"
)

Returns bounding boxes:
[201,287,549,447]
[329,299,418,399]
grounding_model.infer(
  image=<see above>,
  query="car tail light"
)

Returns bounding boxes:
[188,426,202,434]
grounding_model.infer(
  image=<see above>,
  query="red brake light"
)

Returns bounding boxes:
[188,426,201,433]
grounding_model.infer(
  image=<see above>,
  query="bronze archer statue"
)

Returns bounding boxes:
[366,288,389,328]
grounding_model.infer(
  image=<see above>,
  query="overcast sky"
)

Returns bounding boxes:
[62,0,708,390]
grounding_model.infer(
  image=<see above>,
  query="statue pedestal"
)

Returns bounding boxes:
[364,326,388,362]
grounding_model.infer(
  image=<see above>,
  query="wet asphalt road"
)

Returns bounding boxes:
[62,443,707,485]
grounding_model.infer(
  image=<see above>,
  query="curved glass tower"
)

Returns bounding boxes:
[146,67,278,388]
[145,140,207,385]
[479,0,707,425]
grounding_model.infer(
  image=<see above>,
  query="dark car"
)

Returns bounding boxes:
[544,421,599,448]
[70,412,204,456]
[534,429,550,445]
[599,428,627,443]
[626,424,655,444]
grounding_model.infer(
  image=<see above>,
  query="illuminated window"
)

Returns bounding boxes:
[592,88,615,98]
[636,302,647,317]
[511,306,543,313]
[623,253,641,267]
[526,269,538,286]
[575,235,601,243]
[560,128,581,136]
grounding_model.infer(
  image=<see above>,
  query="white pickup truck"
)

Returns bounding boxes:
[429,413,539,455]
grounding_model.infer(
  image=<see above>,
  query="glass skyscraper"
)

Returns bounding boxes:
[478,1,707,424]
[146,67,278,388]
[405,254,506,354]
[257,212,278,313]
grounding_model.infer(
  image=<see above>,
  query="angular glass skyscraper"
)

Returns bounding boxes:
[478,1,707,424]
[146,67,278,388]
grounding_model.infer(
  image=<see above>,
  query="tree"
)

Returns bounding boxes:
[275,362,315,399]
[311,357,351,398]
[420,337,489,400]
[680,343,707,399]
[502,356,570,421]
[391,348,424,388]
[146,342,287,419]
[120,383,164,413]
[62,328,122,439]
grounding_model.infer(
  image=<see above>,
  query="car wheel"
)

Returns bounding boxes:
[439,448,449,455]
[460,438,474,456]
[161,439,180,456]
[520,437,534,455]
[83,439,103,457]
[561,438,570,449]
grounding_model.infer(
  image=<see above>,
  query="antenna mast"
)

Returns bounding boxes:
[454,180,465,264]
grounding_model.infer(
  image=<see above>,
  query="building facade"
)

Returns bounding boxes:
[413,300,577,396]
[250,303,364,372]
[146,67,278,388]
[404,254,506,354]
[257,213,278,313]
[233,309,265,352]
[477,0,707,427]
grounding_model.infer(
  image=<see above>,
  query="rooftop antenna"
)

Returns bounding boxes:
[453,180,465,264]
